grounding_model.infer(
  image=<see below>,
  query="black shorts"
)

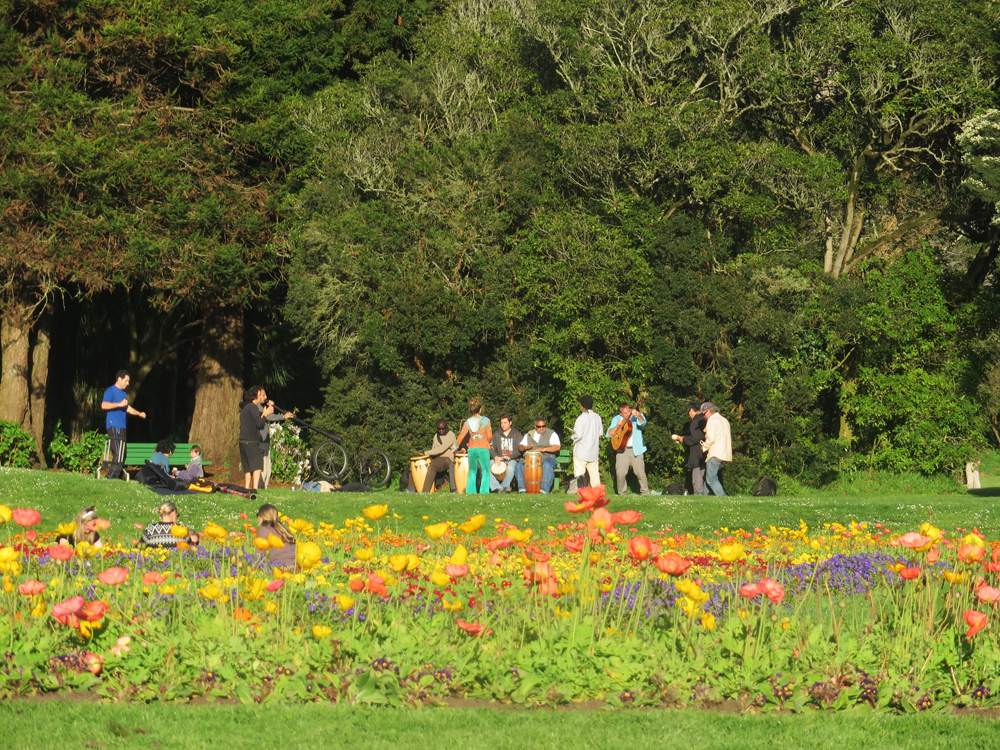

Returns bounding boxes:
[239,440,264,473]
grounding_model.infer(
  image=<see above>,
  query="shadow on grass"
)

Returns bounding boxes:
[967,488,1000,497]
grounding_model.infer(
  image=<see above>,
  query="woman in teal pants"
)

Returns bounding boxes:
[456,398,492,493]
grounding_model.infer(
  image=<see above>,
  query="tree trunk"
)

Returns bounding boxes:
[189,304,244,482]
[28,304,52,467]
[0,298,32,430]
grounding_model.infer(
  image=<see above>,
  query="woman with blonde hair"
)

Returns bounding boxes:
[55,507,104,548]
[139,501,200,548]
[256,504,296,568]
[455,397,492,494]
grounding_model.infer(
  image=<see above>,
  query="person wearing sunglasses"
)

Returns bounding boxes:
[407,420,458,493]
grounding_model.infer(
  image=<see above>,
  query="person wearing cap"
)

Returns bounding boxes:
[699,402,732,496]
[607,402,649,495]
[407,420,458,492]
[571,396,604,488]
[515,418,561,493]
[671,403,707,495]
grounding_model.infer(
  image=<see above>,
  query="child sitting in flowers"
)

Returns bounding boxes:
[256,503,296,569]
[55,507,105,548]
[140,501,200,548]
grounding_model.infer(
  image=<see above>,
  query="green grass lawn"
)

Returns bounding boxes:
[0,467,997,540]
[2,702,999,750]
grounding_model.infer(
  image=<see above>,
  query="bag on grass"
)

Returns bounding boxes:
[753,476,777,497]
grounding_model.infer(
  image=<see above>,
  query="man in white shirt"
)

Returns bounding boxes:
[514,418,561,493]
[700,402,732,496]
[571,396,603,487]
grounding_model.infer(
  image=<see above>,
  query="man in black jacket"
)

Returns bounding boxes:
[239,386,273,490]
[489,414,523,492]
[671,403,706,495]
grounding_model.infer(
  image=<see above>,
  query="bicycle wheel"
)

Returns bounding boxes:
[357,448,392,488]
[312,441,348,482]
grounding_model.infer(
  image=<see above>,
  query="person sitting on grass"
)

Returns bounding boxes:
[139,501,200,548]
[55,507,105,548]
[150,440,175,474]
[256,503,296,569]
[172,444,205,482]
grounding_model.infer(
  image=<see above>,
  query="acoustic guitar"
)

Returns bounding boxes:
[610,396,646,451]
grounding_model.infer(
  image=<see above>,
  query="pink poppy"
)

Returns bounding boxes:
[17,580,46,596]
[977,586,1000,604]
[959,544,985,563]
[537,577,560,597]
[523,562,552,583]
[365,573,388,597]
[927,548,940,563]
[11,508,40,527]
[487,552,500,566]
[445,564,469,579]
[142,571,167,586]
[266,579,284,592]
[51,596,85,620]
[486,536,516,551]
[97,567,128,586]
[899,532,932,550]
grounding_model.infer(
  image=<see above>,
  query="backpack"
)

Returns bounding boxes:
[138,460,188,491]
[754,476,778,497]
[398,467,411,492]
[664,482,686,496]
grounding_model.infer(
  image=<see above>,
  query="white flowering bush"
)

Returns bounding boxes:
[268,421,313,484]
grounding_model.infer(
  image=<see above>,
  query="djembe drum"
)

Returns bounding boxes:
[453,451,469,493]
[523,451,543,494]
[410,456,431,493]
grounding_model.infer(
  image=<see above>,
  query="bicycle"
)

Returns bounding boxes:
[274,407,393,488]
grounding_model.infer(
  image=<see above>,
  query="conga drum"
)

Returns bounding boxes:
[523,451,543,494]
[454,451,470,492]
[410,456,431,493]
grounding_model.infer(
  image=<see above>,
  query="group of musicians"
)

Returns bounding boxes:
[406,402,648,495]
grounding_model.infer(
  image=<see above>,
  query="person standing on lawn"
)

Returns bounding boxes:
[239,386,273,490]
[100,369,146,479]
[455,398,493,494]
[672,403,707,495]
[571,395,603,488]
[700,402,732,496]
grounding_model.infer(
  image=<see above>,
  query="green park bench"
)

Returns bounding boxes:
[97,442,211,480]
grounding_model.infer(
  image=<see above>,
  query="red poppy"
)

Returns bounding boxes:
[977,585,1000,604]
[486,536,516,551]
[959,545,986,563]
[759,578,785,603]
[739,583,761,599]
[627,536,653,561]
[614,510,643,526]
[564,535,586,553]
[47,544,73,561]
[965,609,988,639]
[457,619,492,637]
[537,576,559,596]
[366,573,389,597]
[11,508,40,527]
[653,552,691,576]
[523,562,552,583]
[900,567,921,580]
[564,485,610,513]
[97,567,128,586]
[79,600,109,622]
[349,578,364,592]
[142,571,167,586]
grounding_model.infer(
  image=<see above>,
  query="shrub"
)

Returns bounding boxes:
[0,421,34,468]
[268,421,312,484]
[48,421,105,474]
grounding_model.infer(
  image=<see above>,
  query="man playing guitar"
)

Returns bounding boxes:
[606,401,649,495]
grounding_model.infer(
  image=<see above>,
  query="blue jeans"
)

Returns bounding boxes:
[515,455,557,493]
[489,460,519,491]
[705,457,727,496]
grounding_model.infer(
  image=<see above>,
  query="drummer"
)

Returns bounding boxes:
[514,418,561,493]
[489,414,523,493]
[407,420,458,493]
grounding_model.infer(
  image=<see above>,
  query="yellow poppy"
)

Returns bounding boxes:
[312,625,333,639]
[425,522,450,539]
[450,545,468,566]
[170,525,188,538]
[718,542,744,562]
[389,555,409,572]
[356,548,374,562]
[430,570,451,586]
[336,595,356,610]
[458,515,486,534]
[296,542,322,570]
[362,505,388,521]
[701,612,716,631]
[507,528,532,543]
[0,505,11,524]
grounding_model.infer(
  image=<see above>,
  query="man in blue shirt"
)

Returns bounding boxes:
[607,402,649,495]
[100,370,146,478]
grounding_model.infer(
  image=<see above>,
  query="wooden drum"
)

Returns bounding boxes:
[454,451,469,493]
[410,456,431,493]
[523,451,543,494]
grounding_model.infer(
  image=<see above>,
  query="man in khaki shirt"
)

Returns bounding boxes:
[700,402,731,496]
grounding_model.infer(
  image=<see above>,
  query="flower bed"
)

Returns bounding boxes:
[0,487,998,711]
